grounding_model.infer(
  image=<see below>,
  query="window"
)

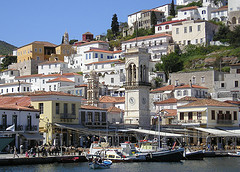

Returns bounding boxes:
[158,26,162,31]
[202,10,206,14]
[198,25,201,31]
[102,64,104,68]
[196,39,198,44]
[55,64,57,68]
[184,27,187,33]
[12,88,14,92]
[165,25,169,29]
[176,28,179,34]
[111,78,114,83]
[183,40,186,45]
[64,103,68,114]
[102,112,106,122]
[221,83,225,88]
[101,54,103,58]
[39,48,42,53]
[35,48,37,52]
[56,103,60,114]
[192,76,196,84]
[211,110,215,120]
[89,53,91,59]
[183,90,188,96]
[234,111,237,120]
[197,112,202,120]
[95,112,100,122]
[23,87,26,92]
[180,112,184,120]
[189,26,192,32]
[79,89,82,96]
[12,115,17,127]
[95,53,98,58]
[27,87,29,91]
[49,65,51,69]
[86,54,88,60]
[81,111,86,123]
[184,12,187,15]
[54,85,56,90]
[188,112,193,120]
[37,57,40,60]
[235,81,238,87]
[177,91,181,96]
[87,112,93,122]
[43,80,45,84]
[49,85,51,91]
[200,38,203,43]
[201,77,205,83]
[39,103,44,114]
[2,114,7,128]
[72,104,76,115]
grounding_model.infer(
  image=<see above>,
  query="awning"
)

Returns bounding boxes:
[0,137,14,152]
[22,133,44,140]
[128,128,183,137]
[194,127,239,137]
[178,108,207,113]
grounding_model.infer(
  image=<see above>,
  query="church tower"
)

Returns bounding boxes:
[63,31,69,44]
[124,47,151,128]
[87,70,99,106]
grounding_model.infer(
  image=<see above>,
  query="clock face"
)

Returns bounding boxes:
[129,97,135,105]
[142,97,146,104]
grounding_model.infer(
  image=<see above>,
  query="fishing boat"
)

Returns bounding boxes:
[89,155,112,169]
[183,149,204,160]
[228,151,240,157]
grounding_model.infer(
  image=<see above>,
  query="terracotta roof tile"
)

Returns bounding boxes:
[179,99,238,108]
[46,77,74,83]
[178,6,198,11]
[151,85,175,92]
[99,96,125,103]
[81,105,106,110]
[0,96,31,107]
[212,6,228,12]
[32,41,57,47]
[155,98,177,104]
[156,19,187,26]
[75,84,87,88]
[123,33,172,43]
[15,74,43,79]
[86,59,123,65]
[0,104,39,112]
[161,109,177,117]
[0,82,31,86]
[178,96,199,101]
[224,100,240,105]
[107,106,123,113]
[175,84,208,89]
[4,91,81,97]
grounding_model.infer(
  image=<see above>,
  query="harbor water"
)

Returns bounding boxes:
[0,157,240,172]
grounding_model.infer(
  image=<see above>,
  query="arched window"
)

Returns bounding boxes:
[232,17,237,24]
[183,90,188,96]
[177,91,182,96]
[165,25,169,29]
[202,10,206,14]
[158,26,162,31]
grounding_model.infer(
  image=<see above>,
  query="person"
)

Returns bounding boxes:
[13,146,19,158]
[20,144,24,155]
[25,151,29,158]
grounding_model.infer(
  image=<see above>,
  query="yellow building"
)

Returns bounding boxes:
[49,44,76,62]
[30,91,82,146]
[17,41,57,63]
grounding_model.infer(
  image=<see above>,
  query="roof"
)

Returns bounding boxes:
[179,99,238,108]
[107,106,123,113]
[161,109,177,117]
[151,85,175,92]
[83,32,93,35]
[75,41,108,47]
[75,84,87,88]
[85,49,122,54]
[80,105,106,110]
[224,100,240,105]
[0,82,31,86]
[0,96,31,107]
[86,59,123,65]
[155,19,187,26]
[175,84,208,89]
[0,104,39,112]
[122,33,172,43]
[18,41,57,49]
[15,74,43,79]
[4,91,81,97]
[41,73,82,78]
[46,77,74,83]
[178,96,199,101]
[212,6,228,12]
[99,96,125,103]
[38,61,67,65]
[178,6,198,11]
[154,98,177,104]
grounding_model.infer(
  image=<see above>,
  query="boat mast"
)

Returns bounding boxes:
[158,115,161,149]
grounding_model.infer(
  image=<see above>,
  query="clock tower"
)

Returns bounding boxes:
[124,47,151,128]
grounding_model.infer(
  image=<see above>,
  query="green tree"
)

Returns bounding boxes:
[111,14,119,38]
[228,25,240,47]
[155,52,183,80]
[170,0,176,17]
[151,12,157,34]
[153,77,163,88]
[69,39,78,45]
[1,55,17,69]
[106,29,114,41]
[213,24,231,43]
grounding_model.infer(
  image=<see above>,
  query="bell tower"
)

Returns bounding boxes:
[124,47,151,128]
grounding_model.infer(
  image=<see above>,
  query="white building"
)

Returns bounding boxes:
[172,20,218,47]
[211,5,228,23]
[228,0,240,12]
[155,19,187,34]
[176,0,198,6]
[38,61,70,75]
[154,4,172,19]
[0,69,19,84]
[121,33,173,62]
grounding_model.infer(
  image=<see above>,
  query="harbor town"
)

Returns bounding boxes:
[1,0,240,170]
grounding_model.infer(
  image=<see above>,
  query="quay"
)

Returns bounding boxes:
[0,154,87,166]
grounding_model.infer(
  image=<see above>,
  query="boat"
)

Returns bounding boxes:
[228,151,240,157]
[183,149,204,160]
[89,155,112,169]
[59,156,80,163]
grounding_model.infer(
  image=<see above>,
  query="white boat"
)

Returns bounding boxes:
[228,151,240,157]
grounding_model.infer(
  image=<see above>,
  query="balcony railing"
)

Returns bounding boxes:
[217,120,233,124]
[124,81,151,87]
[60,113,76,119]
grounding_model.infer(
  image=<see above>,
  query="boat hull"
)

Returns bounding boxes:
[145,148,184,162]
[184,151,204,160]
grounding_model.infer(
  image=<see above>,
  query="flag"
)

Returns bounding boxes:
[6,124,15,131]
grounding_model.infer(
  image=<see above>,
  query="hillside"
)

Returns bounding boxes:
[0,40,17,55]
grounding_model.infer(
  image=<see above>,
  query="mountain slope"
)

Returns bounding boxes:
[0,41,17,55]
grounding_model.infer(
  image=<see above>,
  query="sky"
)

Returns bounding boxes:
[0,0,174,47]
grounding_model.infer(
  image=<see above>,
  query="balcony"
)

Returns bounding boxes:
[60,113,76,119]
[124,81,151,87]
[217,120,233,124]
